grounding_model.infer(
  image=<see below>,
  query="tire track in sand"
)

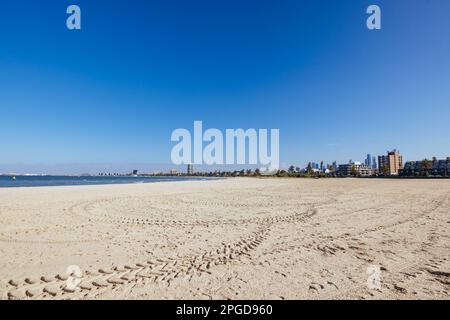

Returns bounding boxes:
[4,208,317,299]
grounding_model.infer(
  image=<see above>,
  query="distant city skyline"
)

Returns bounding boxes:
[1,1,449,173]
[2,149,448,175]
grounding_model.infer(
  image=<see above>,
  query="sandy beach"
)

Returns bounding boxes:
[0,178,449,300]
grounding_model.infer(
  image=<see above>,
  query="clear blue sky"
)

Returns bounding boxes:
[1,0,449,173]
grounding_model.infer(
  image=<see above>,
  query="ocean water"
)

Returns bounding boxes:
[0,175,217,188]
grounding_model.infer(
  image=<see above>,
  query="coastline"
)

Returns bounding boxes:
[0,175,220,189]
[2,174,449,190]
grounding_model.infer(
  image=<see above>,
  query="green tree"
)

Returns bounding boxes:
[306,162,313,174]
[380,164,390,175]
[276,170,288,177]
[421,159,433,170]
[350,165,358,177]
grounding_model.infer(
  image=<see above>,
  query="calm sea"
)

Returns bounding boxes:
[0,175,217,188]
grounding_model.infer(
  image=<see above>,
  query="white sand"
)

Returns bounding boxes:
[0,178,448,300]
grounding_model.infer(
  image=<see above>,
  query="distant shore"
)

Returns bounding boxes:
[0,175,220,188]
[1,173,449,189]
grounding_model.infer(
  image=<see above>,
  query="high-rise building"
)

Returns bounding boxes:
[378,149,403,175]
[365,154,372,167]
[332,161,338,172]
[311,162,319,170]
[187,164,194,175]
[372,156,377,169]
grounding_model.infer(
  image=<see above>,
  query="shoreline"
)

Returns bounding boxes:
[0,176,222,189]
[2,174,449,190]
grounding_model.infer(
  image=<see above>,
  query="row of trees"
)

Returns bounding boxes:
[174,169,262,177]
[276,165,334,178]
[156,156,450,178]
[419,157,450,169]
[400,157,450,177]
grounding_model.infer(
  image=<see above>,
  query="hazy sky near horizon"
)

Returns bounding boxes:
[1,0,449,173]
